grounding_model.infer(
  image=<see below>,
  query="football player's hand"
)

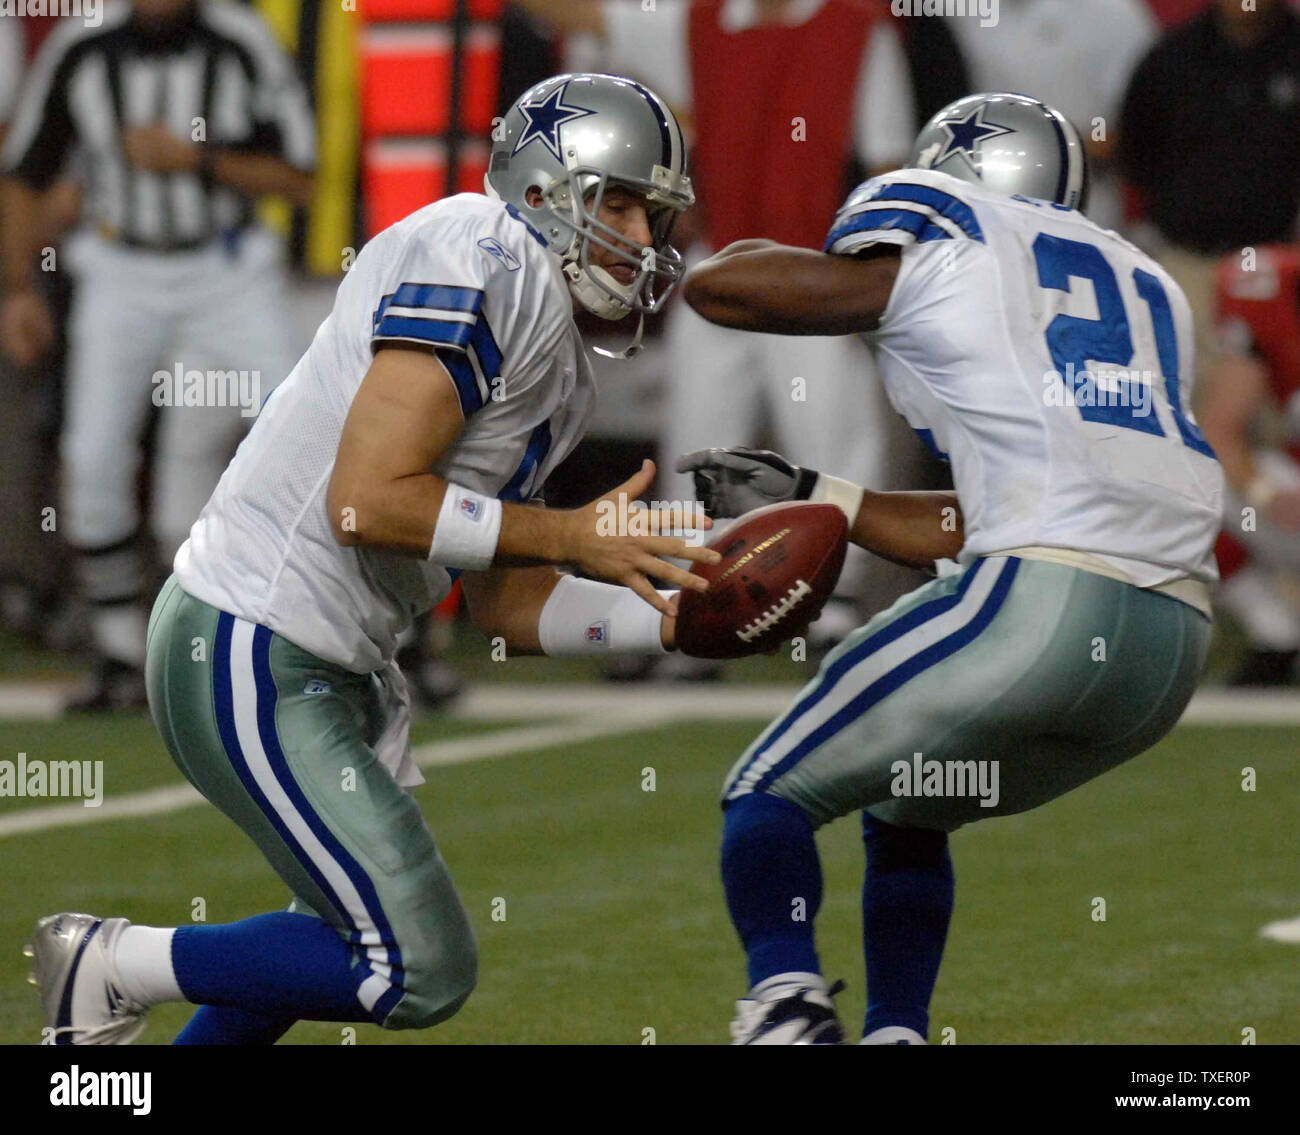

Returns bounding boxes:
[675,446,818,518]
[563,460,719,614]
[660,591,680,650]
[123,124,200,173]
[0,286,55,367]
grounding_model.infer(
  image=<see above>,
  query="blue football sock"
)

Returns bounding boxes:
[860,812,954,1038]
[721,793,823,987]
[173,1005,298,1045]
[172,911,375,1023]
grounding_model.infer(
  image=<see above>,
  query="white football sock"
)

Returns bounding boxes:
[861,1025,926,1045]
[750,971,826,1002]
[112,925,184,1006]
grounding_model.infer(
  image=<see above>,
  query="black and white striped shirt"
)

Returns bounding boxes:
[1,0,316,252]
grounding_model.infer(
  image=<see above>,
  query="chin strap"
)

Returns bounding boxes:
[564,259,647,360]
[592,312,646,360]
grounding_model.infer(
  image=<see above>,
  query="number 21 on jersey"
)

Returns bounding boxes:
[1032,233,1215,459]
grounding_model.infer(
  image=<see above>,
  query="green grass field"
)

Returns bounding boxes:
[2,703,1298,1045]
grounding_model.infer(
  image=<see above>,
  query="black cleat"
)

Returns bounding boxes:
[730,978,847,1045]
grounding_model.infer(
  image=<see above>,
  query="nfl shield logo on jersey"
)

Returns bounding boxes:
[585,620,609,646]
[459,496,482,521]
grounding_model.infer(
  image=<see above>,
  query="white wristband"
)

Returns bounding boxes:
[428,485,502,572]
[538,575,673,655]
[810,473,865,524]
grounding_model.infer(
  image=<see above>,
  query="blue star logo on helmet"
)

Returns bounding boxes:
[936,105,1015,169]
[512,81,598,163]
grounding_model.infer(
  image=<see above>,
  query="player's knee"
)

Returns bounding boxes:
[861,811,950,872]
[384,934,479,1030]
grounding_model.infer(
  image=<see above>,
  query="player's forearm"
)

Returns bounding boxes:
[463,565,677,656]
[328,471,577,566]
[851,489,964,569]
[461,565,564,654]
[0,177,43,290]
[206,149,315,207]
[683,244,890,335]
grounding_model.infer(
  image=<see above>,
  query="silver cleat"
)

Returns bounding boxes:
[26,913,147,1045]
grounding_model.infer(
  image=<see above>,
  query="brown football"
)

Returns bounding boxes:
[676,502,849,660]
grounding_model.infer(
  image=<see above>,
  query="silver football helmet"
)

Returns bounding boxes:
[908,92,1088,211]
[486,72,694,334]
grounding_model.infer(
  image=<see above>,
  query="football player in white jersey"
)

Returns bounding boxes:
[23,73,725,1045]
[678,93,1225,1044]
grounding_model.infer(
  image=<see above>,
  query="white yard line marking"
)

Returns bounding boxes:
[0,708,666,841]
[3,681,1300,840]
[7,680,1300,724]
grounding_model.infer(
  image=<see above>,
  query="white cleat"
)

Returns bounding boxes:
[730,975,846,1045]
[25,913,147,1045]
[1260,914,1300,944]
[860,1025,927,1045]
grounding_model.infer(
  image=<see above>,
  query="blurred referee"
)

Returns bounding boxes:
[0,0,315,710]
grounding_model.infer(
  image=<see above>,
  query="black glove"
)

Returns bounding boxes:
[675,446,821,518]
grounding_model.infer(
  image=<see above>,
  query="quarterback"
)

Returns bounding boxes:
[680,93,1224,1044]
[24,73,720,1044]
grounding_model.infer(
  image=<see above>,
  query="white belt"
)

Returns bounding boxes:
[992,546,1214,618]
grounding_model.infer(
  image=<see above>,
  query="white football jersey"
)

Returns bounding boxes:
[176,194,596,672]
[825,168,1224,586]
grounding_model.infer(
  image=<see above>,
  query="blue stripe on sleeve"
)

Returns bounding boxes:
[825,207,952,250]
[390,283,483,313]
[373,315,475,349]
[437,348,484,418]
[862,182,985,242]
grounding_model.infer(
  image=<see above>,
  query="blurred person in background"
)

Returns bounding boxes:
[1201,245,1300,686]
[0,14,80,650]
[0,0,315,710]
[943,0,1157,232]
[517,0,957,676]
[1119,0,1300,398]
[0,18,21,152]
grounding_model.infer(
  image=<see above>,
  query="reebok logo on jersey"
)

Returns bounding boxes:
[478,237,521,272]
